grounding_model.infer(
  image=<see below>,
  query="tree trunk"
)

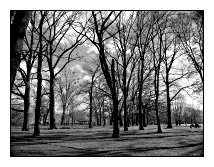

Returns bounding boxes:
[123,55,128,131]
[93,13,120,137]
[49,75,56,129]
[112,97,119,138]
[99,106,102,126]
[10,11,32,91]
[72,114,74,126]
[166,74,172,128]
[154,67,162,133]
[155,99,162,133]
[146,109,149,125]
[110,112,113,125]
[61,105,66,125]
[96,112,99,126]
[43,109,49,125]
[102,98,106,126]
[33,12,45,137]
[123,90,128,131]
[22,81,30,131]
[138,61,144,130]
[119,110,123,126]
[131,112,134,126]
[127,108,130,127]
[143,108,147,127]
[89,90,93,128]
[111,59,120,138]
[33,54,42,136]
[136,113,139,126]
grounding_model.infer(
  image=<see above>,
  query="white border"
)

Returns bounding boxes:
[1,1,213,167]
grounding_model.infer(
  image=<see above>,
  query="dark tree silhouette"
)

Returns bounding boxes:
[11,11,32,91]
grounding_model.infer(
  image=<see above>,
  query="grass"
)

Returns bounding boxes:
[10,124,203,157]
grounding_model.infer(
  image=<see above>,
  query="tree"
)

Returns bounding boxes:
[135,11,155,130]
[172,94,185,126]
[41,11,85,129]
[33,11,47,137]
[149,11,169,133]
[82,58,101,128]
[55,68,81,125]
[112,11,140,131]
[11,11,32,91]
[171,11,203,88]
[75,11,122,137]
[16,12,42,131]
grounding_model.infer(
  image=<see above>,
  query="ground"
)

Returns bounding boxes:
[11,124,203,156]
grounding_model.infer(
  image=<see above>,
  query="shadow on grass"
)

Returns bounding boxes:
[11,125,203,156]
[51,142,203,157]
[11,129,201,148]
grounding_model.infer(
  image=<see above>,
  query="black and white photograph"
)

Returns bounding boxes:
[9,10,204,157]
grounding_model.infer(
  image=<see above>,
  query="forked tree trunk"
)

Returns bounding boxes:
[92,12,120,138]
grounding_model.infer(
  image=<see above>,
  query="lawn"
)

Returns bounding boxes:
[10,124,203,156]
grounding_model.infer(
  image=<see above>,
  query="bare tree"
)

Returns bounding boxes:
[40,11,85,129]
[73,11,122,137]
[149,11,170,133]
[55,68,80,125]
[82,58,101,128]
[112,11,139,131]
[135,11,156,130]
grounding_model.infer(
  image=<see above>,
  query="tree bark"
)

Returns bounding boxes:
[123,86,128,131]
[22,81,30,131]
[99,105,102,126]
[166,73,172,128]
[111,59,120,138]
[123,54,128,131]
[138,61,144,130]
[155,98,162,133]
[89,90,93,128]
[102,97,106,126]
[43,109,49,125]
[33,12,45,137]
[61,105,66,125]
[154,62,162,133]
[10,11,31,91]
[119,110,123,126]
[143,107,147,127]
[49,73,56,129]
